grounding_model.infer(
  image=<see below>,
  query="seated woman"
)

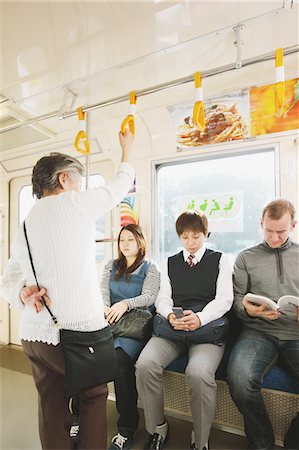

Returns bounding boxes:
[102,224,160,450]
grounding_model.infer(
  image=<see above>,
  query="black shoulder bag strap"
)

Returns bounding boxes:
[23,221,59,326]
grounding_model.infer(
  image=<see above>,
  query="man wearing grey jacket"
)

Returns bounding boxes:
[227,198,299,450]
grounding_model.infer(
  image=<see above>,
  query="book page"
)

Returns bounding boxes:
[244,293,278,310]
[277,295,299,311]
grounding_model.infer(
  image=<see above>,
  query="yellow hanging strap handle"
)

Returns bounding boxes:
[275,48,285,118]
[192,72,206,131]
[74,107,90,154]
[120,91,137,134]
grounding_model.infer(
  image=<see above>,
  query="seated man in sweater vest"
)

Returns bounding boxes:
[227,198,299,450]
[135,210,233,450]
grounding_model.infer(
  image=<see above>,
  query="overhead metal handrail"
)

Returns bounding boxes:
[1,44,298,134]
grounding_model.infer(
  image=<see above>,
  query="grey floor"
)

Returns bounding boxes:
[0,345,261,450]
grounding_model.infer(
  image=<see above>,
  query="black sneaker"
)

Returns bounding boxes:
[190,431,209,450]
[144,433,154,450]
[109,433,133,450]
[144,432,168,450]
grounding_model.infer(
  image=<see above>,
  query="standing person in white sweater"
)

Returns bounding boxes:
[0,130,135,450]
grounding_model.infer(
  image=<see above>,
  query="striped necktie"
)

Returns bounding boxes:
[187,254,195,268]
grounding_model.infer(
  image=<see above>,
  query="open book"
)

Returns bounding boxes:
[245,293,299,312]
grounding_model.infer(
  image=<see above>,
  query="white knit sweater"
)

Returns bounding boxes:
[0,162,135,345]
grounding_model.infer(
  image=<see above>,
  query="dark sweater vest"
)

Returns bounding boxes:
[168,249,221,313]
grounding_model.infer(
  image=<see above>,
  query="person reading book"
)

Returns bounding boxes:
[227,198,299,450]
[244,293,299,313]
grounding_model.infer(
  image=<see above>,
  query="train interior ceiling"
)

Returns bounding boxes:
[0,1,298,449]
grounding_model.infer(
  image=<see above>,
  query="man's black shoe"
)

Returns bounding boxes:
[143,429,169,450]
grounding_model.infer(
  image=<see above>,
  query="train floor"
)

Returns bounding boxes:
[0,345,280,450]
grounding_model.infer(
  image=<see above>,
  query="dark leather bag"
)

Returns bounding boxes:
[24,222,117,398]
[110,308,153,340]
[153,314,229,345]
[60,326,116,398]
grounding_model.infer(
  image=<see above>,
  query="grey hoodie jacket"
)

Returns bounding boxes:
[233,238,299,340]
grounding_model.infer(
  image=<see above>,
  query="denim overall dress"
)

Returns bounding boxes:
[110,261,150,361]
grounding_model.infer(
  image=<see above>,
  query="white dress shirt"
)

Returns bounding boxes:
[155,245,233,326]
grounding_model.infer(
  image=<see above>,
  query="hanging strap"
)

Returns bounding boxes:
[23,222,59,327]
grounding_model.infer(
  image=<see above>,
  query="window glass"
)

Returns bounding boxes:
[18,174,106,262]
[156,149,276,265]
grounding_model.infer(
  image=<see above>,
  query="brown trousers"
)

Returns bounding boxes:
[22,340,108,450]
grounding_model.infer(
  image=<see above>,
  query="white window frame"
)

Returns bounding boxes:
[152,141,280,262]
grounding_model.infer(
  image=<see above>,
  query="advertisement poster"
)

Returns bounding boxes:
[119,196,139,227]
[179,191,243,232]
[168,90,250,150]
[168,78,299,149]
[250,78,299,136]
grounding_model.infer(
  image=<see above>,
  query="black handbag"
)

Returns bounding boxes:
[153,313,229,345]
[23,222,117,398]
[110,308,153,340]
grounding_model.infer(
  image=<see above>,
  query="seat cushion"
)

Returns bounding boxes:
[166,350,299,394]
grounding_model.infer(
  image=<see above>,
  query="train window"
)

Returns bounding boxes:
[19,185,36,224]
[156,149,275,264]
[18,174,106,262]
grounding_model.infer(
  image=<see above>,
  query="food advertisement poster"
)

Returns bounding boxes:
[250,78,299,136]
[179,191,243,232]
[169,78,299,149]
[168,90,250,149]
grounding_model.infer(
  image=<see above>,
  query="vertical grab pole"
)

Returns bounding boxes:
[85,111,90,190]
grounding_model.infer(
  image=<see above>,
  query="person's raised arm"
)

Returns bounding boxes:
[68,129,135,221]
[119,129,134,163]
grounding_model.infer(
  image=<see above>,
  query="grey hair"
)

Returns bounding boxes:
[32,152,84,199]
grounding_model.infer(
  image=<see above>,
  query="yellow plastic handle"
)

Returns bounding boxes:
[275,49,285,117]
[74,107,90,154]
[129,91,137,104]
[120,115,135,134]
[275,83,285,118]
[120,91,137,134]
[194,72,202,88]
[74,130,90,154]
[275,48,283,67]
[193,72,205,130]
[193,101,206,131]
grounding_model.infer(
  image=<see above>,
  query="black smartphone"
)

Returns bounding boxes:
[172,307,184,318]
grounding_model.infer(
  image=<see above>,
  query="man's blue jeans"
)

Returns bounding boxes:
[227,329,299,450]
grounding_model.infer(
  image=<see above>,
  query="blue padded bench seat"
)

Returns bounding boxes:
[166,346,299,395]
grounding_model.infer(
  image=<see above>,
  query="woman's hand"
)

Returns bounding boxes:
[106,301,129,324]
[20,286,51,313]
[168,310,201,331]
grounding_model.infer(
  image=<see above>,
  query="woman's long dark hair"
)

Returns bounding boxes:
[114,224,147,279]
